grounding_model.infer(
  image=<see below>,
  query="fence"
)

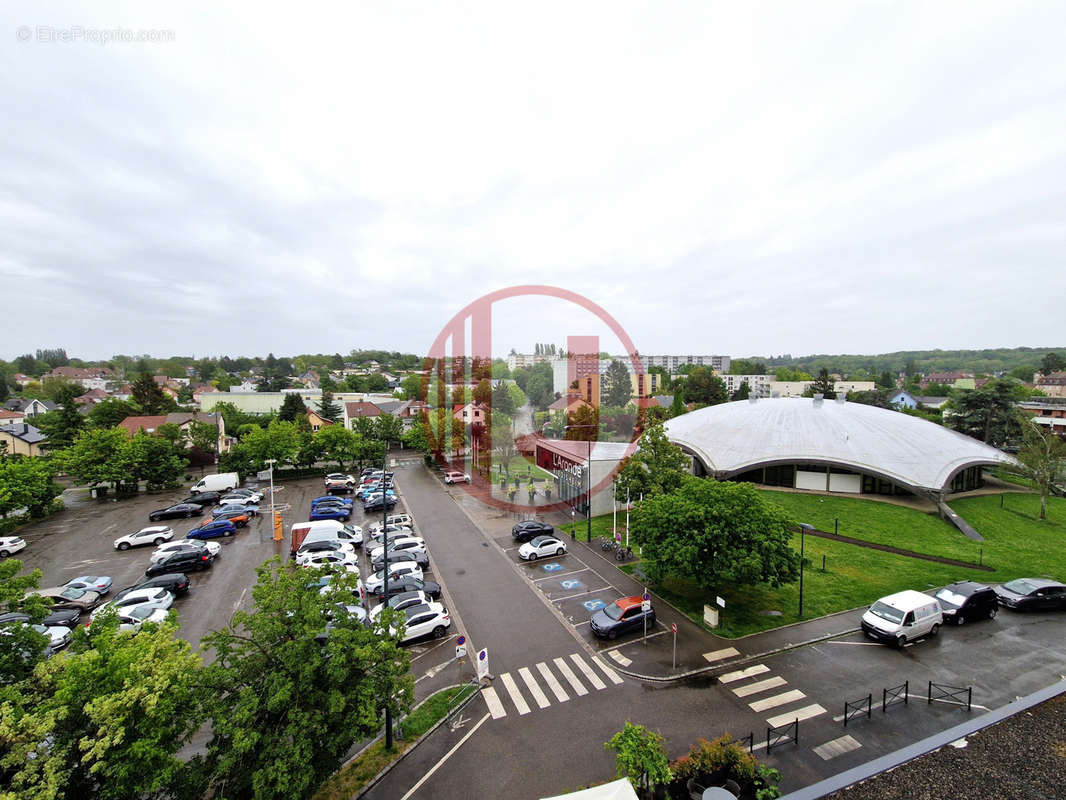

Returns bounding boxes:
[844,694,872,727]
[738,732,754,754]
[928,681,973,712]
[882,680,909,713]
[766,719,799,753]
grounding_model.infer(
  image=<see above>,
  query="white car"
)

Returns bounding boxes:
[369,590,430,621]
[90,587,174,621]
[0,536,27,558]
[225,488,264,504]
[327,602,368,626]
[368,536,425,563]
[386,601,451,644]
[367,525,413,546]
[150,539,221,563]
[364,563,424,595]
[114,526,174,551]
[443,470,471,484]
[114,606,170,632]
[299,551,361,573]
[295,541,357,563]
[519,535,568,561]
[219,493,262,507]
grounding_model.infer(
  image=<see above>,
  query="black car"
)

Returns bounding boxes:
[371,549,428,572]
[0,609,81,629]
[149,503,204,522]
[181,491,222,506]
[934,581,998,625]
[993,578,1066,611]
[376,576,441,601]
[512,520,554,542]
[114,573,191,603]
[145,550,213,577]
[364,496,397,513]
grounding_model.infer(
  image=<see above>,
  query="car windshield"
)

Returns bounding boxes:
[935,589,966,609]
[1003,579,1038,595]
[602,602,625,621]
[129,606,156,620]
[60,587,86,600]
[869,601,904,624]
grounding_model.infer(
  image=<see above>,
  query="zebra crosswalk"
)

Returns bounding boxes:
[481,652,624,719]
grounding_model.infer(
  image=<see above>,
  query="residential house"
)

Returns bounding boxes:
[306,409,333,432]
[227,380,258,393]
[0,409,27,426]
[915,396,950,409]
[192,384,220,405]
[452,402,489,425]
[12,373,32,387]
[920,371,973,391]
[888,390,919,409]
[4,398,56,417]
[344,401,383,429]
[1034,371,1066,398]
[0,423,48,457]
[649,395,674,408]
[118,412,229,454]
[42,366,115,391]
[547,395,592,415]
[74,388,109,406]
[1018,397,1066,439]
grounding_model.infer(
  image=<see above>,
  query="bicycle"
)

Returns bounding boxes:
[615,546,633,562]
[600,538,617,552]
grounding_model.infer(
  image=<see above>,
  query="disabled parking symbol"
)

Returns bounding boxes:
[542,563,563,572]
[560,579,584,590]
[582,599,605,612]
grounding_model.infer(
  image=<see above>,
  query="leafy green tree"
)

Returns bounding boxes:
[39,378,81,404]
[0,456,61,519]
[277,392,307,423]
[399,374,423,400]
[491,359,511,379]
[0,559,49,685]
[1,614,204,800]
[731,380,751,401]
[127,433,187,490]
[33,384,84,450]
[682,366,727,406]
[366,374,388,392]
[877,370,896,389]
[57,428,130,490]
[616,421,689,498]
[1012,420,1066,520]
[401,419,430,453]
[511,366,530,392]
[187,420,219,460]
[847,389,892,409]
[317,390,341,424]
[330,353,345,370]
[490,381,514,416]
[669,387,686,418]
[774,367,812,381]
[239,420,301,469]
[806,368,837,399]
[565,404,600,441]
[86,399,137,429]
[130,372,170,415]
[604,722,672,796]
[14,354,38,377]
[1040,352,1065,376]
[188,561,412,800]
[603,360,633,408]
[490,412,516,468]
[155,422,184,447]
[922,381,953,396]
[729,359,766,375]
[631,477,800,593]
[1008,365,1038,382]
[374,414,404,449]
[507,383,526,412]
[945,380,1026,446]
[315,425,358,470]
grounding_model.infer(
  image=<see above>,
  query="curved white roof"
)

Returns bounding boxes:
[663,397,1014,492]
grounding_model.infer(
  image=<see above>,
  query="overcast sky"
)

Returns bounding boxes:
[3,2,1065,363]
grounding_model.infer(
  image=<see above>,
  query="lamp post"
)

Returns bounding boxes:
[382,446,393,750]
[799,523,812,618]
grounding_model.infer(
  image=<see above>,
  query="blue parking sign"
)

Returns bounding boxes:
[560,579,584,590]
[542,563,563,572]
[582,599,605,612]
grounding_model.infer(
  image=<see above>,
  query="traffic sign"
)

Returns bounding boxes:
[456,643,467,659]
[476,648,490,680]
[671,623,677,634]
[642,589,651,613]
[457,635,466,646]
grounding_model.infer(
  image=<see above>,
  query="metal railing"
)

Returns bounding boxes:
[844,694,872,727]
[928,681,973,712]
[739,732,754,754]
[767,719,799,753]
[883,680,909,712]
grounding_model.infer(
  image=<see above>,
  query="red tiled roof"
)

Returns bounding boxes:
[0,409,24,420]
[346,402,382,417]
[117,415,169,435]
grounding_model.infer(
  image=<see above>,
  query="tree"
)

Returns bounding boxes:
[807,368,837,399]
[490,381,514,416]
[399,374,423,400]
[0,456,61,520]
[0,559,49,685]
[86,399,136,429]
[847,389,892,409]
[669,387,686,418]
[682,367,727,406]
[239,420,301,470]
[187,420,219,461]
[315,425,358,470]
[401,419,430,454]
[491,412,516,468]
[491,360,511,379]
[631,477,800,593]
[604,722,672,797]
[1,613,204,800]
[375,414,404,449]
[731,380,751,401]
[33,384,84,450]
[565,404,600,441]
[57,428,131,490]
[130,372,168,414]
[945,380,1026,446]
[602,360,633,408]
[729,359,766,375]
[317,390,341,424]
[126,433,187,490]
[616,421,689,498]
[877,370,896,389]
[1012,420,1066,520]
[1040,352,1065,376]
[473,379,493,408]
[366,374,388,392]
[507,383,526,412]
[188,560,412,799]
[278,393,308,423]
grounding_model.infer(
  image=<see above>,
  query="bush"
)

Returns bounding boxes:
[667,734,783,799]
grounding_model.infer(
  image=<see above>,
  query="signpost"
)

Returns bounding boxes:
[671,622,678,669]
[476,648,490,682]
[456,634,467,685]
[642,589,650,645]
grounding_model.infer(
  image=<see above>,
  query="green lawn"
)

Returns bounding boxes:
[609,491,1066,638]
[489,456,554,481]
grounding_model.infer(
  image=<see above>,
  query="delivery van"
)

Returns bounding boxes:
[190,472,239,494]
[290,520,363,556]
[861,589,943,647]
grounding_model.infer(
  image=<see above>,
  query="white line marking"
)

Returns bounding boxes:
[482,687,506,719]
[536,662,569,703]
[569,653,607,691]
[607,649,632,667]
[703,647,740,663]
[592,656,625,685]
[718,664,770,684]
[519,667,551,709]
[549,586,612,602]
[766,704,827,728]
[414,658,456,684]
[533,569,589,582]
[408,634,458,663]
[733,676,787,698]
[499,672,531,715]
[749,689,807,712]
[814,734,862,761]
[827,641,884,646]
[553,656,588,696]
[398,712,491,800]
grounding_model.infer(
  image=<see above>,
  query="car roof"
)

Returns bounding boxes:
[614,596,645,610]
[529,534,557,543]
[943,581,992,596]
[1008,577,1065,589]
[404,602,441,617]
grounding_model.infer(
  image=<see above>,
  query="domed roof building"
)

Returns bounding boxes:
[663,396,1013,500]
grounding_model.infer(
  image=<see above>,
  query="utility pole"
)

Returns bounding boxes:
[382,448,392,749]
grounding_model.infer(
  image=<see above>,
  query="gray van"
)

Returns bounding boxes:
[861,589,943,647]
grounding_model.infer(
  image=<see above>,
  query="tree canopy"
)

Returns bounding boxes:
[945,380,1026,446]
[603,360,633,408]
[615,420,689,498]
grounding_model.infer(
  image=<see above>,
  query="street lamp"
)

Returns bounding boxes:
[799,523,812,618]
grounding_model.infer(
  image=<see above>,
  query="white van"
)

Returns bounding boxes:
[292,520,364,550]
[368,514,414,535]
[190,472,239,494]
[861,589,943,647]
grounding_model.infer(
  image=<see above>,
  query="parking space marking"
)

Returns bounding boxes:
[536,661,570,703]
[766,704,827,728]
[539,563,565,573]
[732,676,787,697]
[703,647,741,663]
[550,586,612,603]
[607,650,632,667]
[814,734,862,761]
[533,568,585,581]
[716,665,767,686]
[553,657,589,696]
[482,686,507,719]
[581,599,606,612]
[592,656,625,685]
[569,653,607,691]
[749,689,806,712]
[518,667,551,709]
[499,672,531,715]
[560,579,584,590]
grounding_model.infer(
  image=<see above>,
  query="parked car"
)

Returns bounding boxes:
[310,504,352,522]
[145,549,214,577]
[298,551,361,573]
[149,503,204,522]
[387,602,451,643]
[113,573,190,602]
[63,575,113,595]
[90,588,173,622]
[363,495,397,513]
[187,520,238,540]
[114,525,174,551]
[188,472,239,494]
[0,608,81,629]
[369,590,431,621]
[443,470,471,484]
[26,586,102,613]
[994,578,1066,611]
[367,525,413,547]
[325,472,355,485]
[590,595,655,641]
[375,575,441,602]
[311,495,353,508]
[512,520,554,542]
[368,536,425,563]
[361,468,394,479]
[0,536,27,558]
[519,535,567,561]
[295,539,357,559]
[371,549,428,572]
[181,491,222,507]
[151,540,221,562]
[861,590,943,646]
[364,563,424,595]
[210,509,253,527]
[368,514,414,533]
[111,606,170,632]
[220,488,263,504]
[934,581,999,625]
[0,617,72,653]
[211,503,258,518]
[327,602,368,625]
